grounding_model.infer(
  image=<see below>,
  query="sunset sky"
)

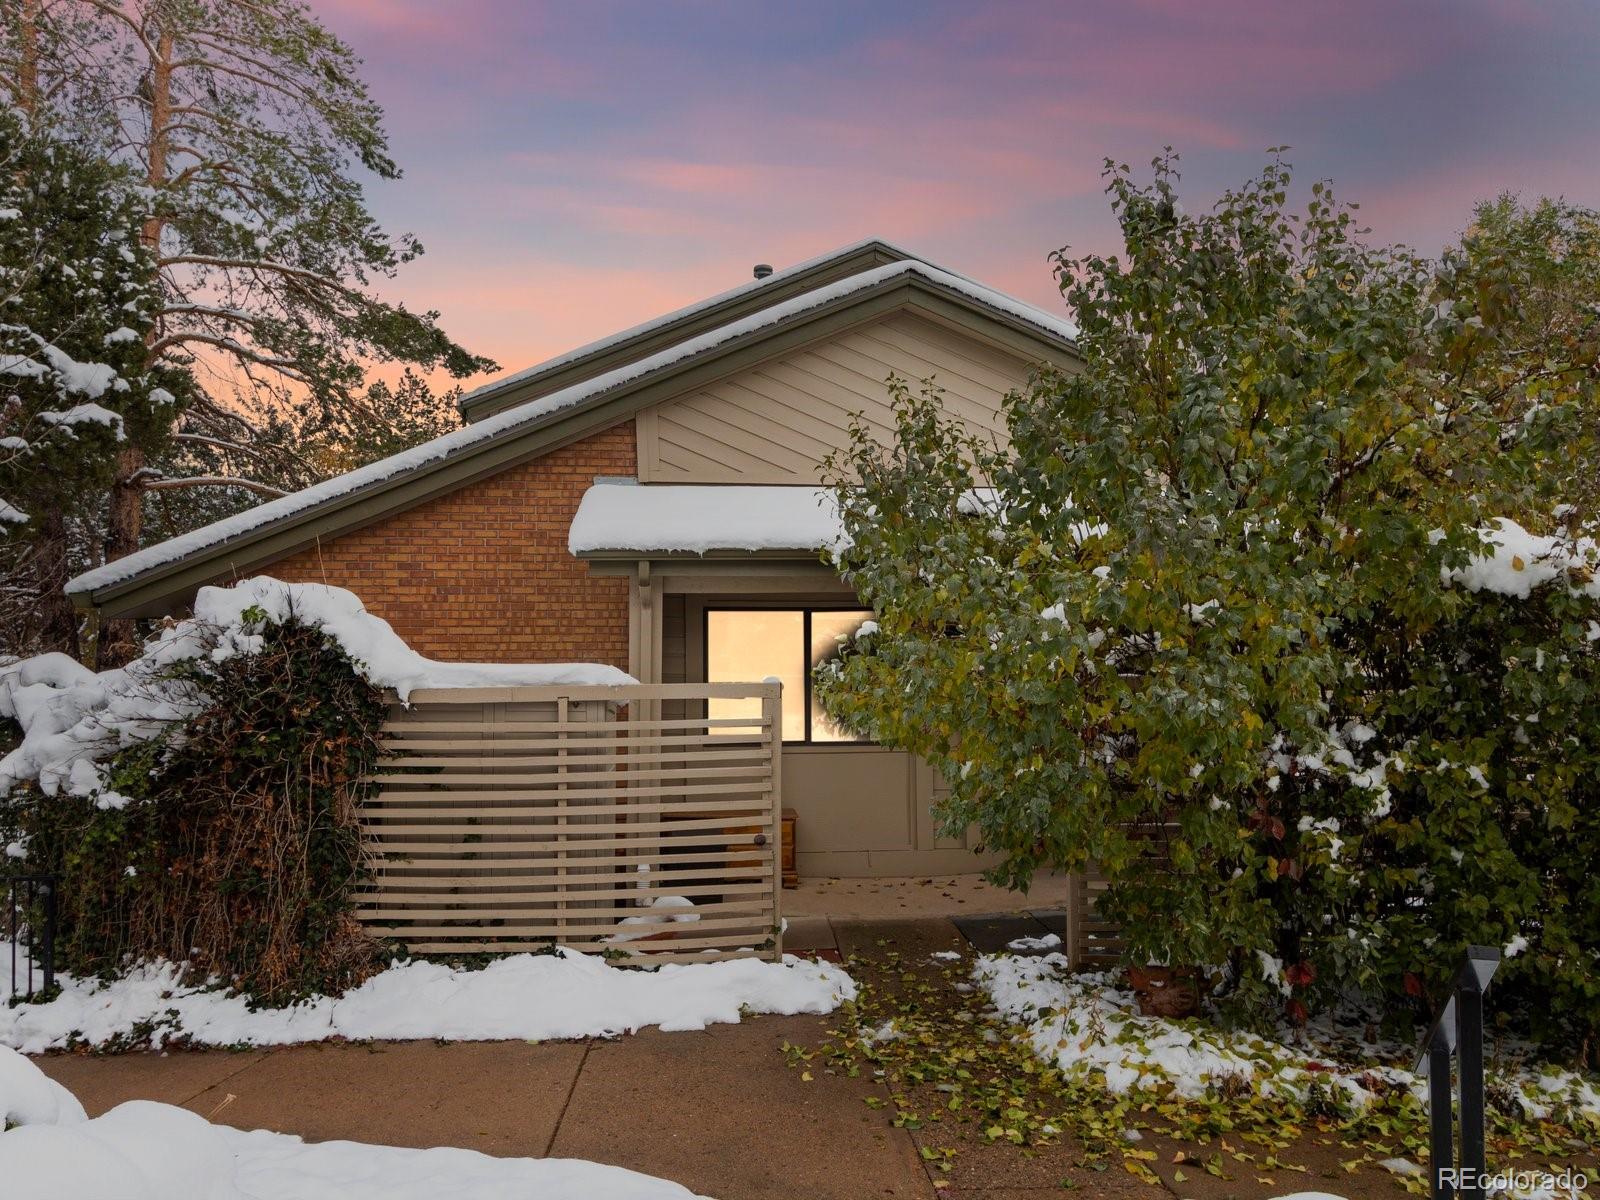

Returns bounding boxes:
[318,0,1600,390]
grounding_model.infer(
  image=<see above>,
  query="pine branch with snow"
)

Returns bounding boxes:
[7,0,494,651]
[0,110,190,658]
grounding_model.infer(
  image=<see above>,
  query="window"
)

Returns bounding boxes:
[705,607,873,743]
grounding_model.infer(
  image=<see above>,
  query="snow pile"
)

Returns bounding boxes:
[1445,518,1600,600]
[976,953,1600,1121]
[606,894,702,942]
[0,577,633,806]
[570,483,845,555]
[0,946,857,1053]
[1,1044,86,1127]
[0,1047,705,1199]
[186,578,635,698]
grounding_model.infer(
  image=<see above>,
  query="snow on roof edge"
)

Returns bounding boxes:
[457,237,922,410]
[568,483,844,556]
[69,260,1076,598]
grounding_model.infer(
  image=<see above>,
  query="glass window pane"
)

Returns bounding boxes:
[809,609,873,743]
[706,610,805,741]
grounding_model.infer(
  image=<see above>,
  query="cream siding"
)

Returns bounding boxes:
[638,311,1036,483]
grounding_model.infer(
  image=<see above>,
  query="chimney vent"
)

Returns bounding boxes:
[752,263,773,280]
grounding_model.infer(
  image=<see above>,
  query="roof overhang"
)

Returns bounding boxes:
[569,483,842,562]
[456,238,920,423]
[71,263,1077,619]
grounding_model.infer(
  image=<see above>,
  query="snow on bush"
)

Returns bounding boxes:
[0,1047,705,1199]
[0,576,633,806]
[977,952,1600,1122]
[0,945,857,1054]
[1443,518,1600,601]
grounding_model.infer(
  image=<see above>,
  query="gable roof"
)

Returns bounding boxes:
[457,238,919,423]
[68,256,1079,618]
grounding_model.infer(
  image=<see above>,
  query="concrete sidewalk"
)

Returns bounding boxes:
[39,1013,931,1200]
[39,921,970,1200]
[32,913,1403,1200]
[34,914,1067,1199]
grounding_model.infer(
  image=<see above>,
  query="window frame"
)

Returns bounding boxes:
[701,603,876,746]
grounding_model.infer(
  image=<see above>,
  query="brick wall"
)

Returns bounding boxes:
[265,422,635,668]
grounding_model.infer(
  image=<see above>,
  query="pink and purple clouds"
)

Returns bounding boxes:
[319,0,1600,384]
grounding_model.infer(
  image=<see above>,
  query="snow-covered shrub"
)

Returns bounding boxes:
[1,582,389,1000]
[1333,541,1600,1059]
[819,159,1600,1056]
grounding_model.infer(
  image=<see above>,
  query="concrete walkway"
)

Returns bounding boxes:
[40,1009,930,1200]
[34,913,1405,1199]
[783,870,1073,956]
[41,920,969,1200]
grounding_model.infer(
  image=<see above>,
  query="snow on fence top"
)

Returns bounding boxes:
[66,259,1078,598]
[0,577,633,810]
[569,482,846,555]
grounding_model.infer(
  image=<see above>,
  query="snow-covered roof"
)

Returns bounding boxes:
[457,237,918,418]
[69,257,1076,604]
[569,483,844,556]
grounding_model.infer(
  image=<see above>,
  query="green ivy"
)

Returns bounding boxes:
[3,612,387,1001]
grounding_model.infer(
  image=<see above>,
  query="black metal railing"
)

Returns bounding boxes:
[1415,945,1501,1200]
[5,873,57,1001]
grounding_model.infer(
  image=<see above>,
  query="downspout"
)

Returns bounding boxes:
[69,591,101,670]
[635,560,657,727]
[635,559,656,682]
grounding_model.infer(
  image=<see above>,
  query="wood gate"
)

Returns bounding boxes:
[356,682,784,964]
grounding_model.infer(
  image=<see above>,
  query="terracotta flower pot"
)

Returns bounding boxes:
[1126,964,1200,1018]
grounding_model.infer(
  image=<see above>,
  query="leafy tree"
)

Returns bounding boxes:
[4,0,494,659]
[0,108,190,657]
[819,155,1599,1043]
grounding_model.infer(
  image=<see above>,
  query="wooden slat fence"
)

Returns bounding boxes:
[1067,865,1124,966]
[357,682,784,965]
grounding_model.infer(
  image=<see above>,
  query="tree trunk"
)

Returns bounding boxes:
[15,0,41,117]
[100,29,173,667]
[34,507,80,659]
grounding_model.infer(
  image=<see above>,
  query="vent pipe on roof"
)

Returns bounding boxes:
[752,263,773,280]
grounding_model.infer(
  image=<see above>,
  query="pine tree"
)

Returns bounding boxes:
[3,0,493,659]
[142,369,463,545]
[0,108,189,656]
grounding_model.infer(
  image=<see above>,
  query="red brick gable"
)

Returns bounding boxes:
[266,422,635,667]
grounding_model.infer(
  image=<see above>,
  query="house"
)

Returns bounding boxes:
[65,239,1081,879]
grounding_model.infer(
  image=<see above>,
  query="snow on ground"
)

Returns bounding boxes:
[0,945,857,1054]
[975,952,1600,1121]
[0,1046,707,1199]
[0,576,632,806]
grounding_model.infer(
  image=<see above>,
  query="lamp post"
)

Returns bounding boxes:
[1415,946,1501,1200]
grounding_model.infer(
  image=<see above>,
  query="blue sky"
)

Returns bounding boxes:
[317,0,1600,383]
